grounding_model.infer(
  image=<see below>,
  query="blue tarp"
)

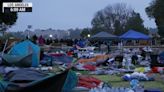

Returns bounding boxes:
[120,30,150,40]
[9,40,40,67]
[77,40,86,48]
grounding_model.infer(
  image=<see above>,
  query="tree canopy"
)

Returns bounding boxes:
[91,3,148,35]
[0,0,22,31]
[146,0,164,37]
[80,28,91,38]
[125,12,148,34]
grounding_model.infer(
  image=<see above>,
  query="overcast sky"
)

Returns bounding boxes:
[9,0,156,32]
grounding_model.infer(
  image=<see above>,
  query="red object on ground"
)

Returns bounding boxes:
[67,51,73,56]
[151,67,164,73]
[77,76,101,89]
[83,64,96,71]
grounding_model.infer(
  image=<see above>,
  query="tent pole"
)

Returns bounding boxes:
[121,40,123,55]
[2,39,8,56]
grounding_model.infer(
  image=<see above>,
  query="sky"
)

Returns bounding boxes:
[9,0,156,32]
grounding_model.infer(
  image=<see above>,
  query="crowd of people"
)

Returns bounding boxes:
[27,35,86,46]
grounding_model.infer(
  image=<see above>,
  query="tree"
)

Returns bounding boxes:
[0,0,23,32]
[125,12,148,34]
[146,0,164,37]
[91,3,132,35]
[113,20,123,35]
[80,28,91,38]
[91,10,108,34]
[91,3,148,35]
[68,28,82,39]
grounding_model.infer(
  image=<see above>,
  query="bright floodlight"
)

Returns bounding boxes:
[49,34,53,38]
[87,34,91,38]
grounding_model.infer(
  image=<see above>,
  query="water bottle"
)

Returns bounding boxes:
[110,87,114,92]
[130,79,139,89]
[134,86,144,92]
[124,88,132,92]
[89,88,94,92]
[119,87,125,92]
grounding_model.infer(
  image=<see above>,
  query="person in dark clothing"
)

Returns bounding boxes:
[141,49,146,60]
[32,35,38,44]
[132,55,138,65]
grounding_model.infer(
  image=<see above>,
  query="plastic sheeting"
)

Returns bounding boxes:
[9,40,40,67]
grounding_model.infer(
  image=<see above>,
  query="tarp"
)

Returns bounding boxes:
[77,40,86,48]
[90,31,118,40]
[77,76,101,89]
[49,53,73,64]
[2,70,70,92]
[62,70,78,92]
[120,30,150,40]
[0,69,77,92]
[9,40,40,67]
[4,69,48,82]
[2,53,33,67]
[78,55,109,64]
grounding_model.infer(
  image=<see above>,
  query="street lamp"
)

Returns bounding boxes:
[49,34,53,38]
[87,34,91,38]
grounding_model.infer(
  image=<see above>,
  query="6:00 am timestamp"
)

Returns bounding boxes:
[10,7,26,12]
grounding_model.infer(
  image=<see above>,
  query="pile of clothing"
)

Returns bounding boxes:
[78,55,110,64]
[75,64,97,71]
[122,72,155,81]
[151,67,164,73]
[89,87,134,92]
[134,67,151,73]
[90,69,120,75]
[77,76,102,89]
[41,53,73,66]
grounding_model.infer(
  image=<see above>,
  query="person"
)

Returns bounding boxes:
[38,35,45,45]
[106,42,111,53]
[141,48,146,60]
[32,35,38,44]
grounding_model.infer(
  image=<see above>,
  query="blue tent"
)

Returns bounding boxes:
[120,30,150,40]
[9,40,40,67]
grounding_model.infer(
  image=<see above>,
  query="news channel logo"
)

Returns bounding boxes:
[2,2,32,13]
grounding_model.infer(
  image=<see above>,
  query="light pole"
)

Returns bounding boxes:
[49,34,53,38]
[87,34,91,38]
[27,25,32,39]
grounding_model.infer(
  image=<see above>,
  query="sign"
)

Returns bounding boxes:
[2,2,32,13]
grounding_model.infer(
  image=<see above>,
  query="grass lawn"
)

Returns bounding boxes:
[78,71,164,91]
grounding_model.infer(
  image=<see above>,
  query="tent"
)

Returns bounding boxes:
[0,69,74,92]
[8,40,40,67]
[2,53,33,67]
[119,30,150,40]
[90,32,118,40]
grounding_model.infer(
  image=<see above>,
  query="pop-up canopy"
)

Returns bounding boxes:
[120,30,150,40]
[90,31,118,40]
